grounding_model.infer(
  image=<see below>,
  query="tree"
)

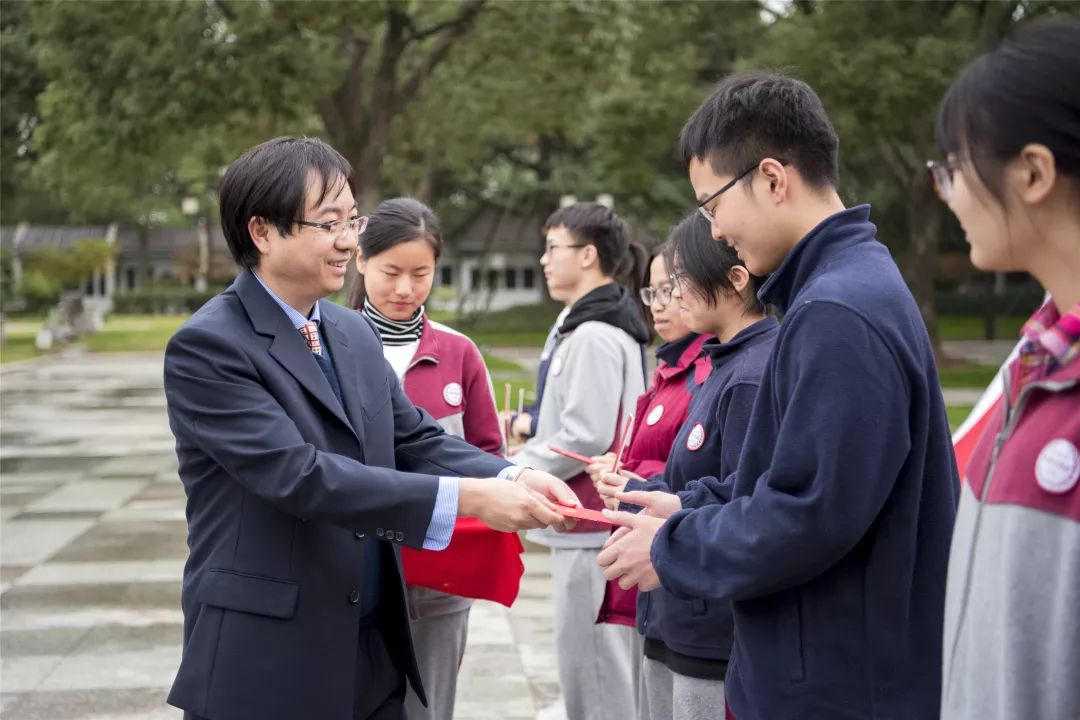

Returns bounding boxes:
[746,0,1074,358]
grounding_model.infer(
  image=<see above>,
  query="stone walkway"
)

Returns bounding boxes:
[0,352,559,719]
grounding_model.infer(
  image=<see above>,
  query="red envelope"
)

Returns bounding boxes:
[554,503,619,526]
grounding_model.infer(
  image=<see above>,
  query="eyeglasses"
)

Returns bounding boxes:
[668,271,691,292]
[697,158,789,221]
[543,242,587,255]
[926,160,960,202]
[294,215,369,240]
[639,285,674,307]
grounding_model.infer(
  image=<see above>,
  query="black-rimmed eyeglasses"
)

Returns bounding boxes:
[697,158,789,221]
[293,215,368,240]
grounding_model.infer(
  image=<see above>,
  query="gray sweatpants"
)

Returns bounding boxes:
[403,585,473,720]
[552,547,636,720]
[637,656,725,720]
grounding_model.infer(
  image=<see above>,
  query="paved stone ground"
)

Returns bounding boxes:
[0,352,559,719]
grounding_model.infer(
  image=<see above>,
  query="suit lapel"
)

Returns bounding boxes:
[321,310,367,456]
[235,271,357,438]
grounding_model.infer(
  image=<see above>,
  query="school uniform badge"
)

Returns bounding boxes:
[1035,438,1080,494]
[645,405,665,426]
[686,423,706,451]
[443,382,463,407]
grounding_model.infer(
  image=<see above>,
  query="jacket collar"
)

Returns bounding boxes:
[703,316,779,368]
[656,333,708,380]
[408,314,441,368]
[758,205,877,313]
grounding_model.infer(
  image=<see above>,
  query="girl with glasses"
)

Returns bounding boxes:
[599,213,775,720]
[349,197,523,720]
[584,238,710,710]
[934,18,1080,720]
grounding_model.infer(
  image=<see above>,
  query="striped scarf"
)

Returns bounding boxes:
[363,298,424,346]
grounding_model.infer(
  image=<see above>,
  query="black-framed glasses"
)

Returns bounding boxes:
[926,160,960,202]
[294,215,368,239]
[697,158,789,221]
[639,285,674,307]
[543,242,587,255]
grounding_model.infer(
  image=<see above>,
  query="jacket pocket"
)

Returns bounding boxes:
[196,569,300,619]
[779,593,806,683]
[691,598,709,617]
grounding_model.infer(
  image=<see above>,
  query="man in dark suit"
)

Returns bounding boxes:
[164,137,578,720]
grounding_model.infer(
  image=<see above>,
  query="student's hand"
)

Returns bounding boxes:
[596,510,665,591]
[617,490,682,520]
[596,471,629,509]
[585,453,616,483]
[510,413,533,442]
[458,477,567,533]
[516,468,579,532]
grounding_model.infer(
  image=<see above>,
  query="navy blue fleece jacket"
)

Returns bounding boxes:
[652,205,959,720]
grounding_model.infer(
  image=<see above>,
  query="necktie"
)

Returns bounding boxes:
[299,320,323,356]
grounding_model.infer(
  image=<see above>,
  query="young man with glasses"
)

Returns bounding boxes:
[163,136,580,720]
[509,202,652,720]
[599,73,959,720]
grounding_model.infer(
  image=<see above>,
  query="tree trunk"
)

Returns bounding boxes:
[907,182,944,362]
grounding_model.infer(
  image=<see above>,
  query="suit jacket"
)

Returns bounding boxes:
[164,270,510,719]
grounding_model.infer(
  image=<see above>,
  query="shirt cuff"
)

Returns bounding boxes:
[422,477,459,551]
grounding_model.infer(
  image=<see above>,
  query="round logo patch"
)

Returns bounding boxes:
[442,382,463,407]
[646,404,665,427]
[1035,438,1080,494]
[550,356,565,377]
[686,423,706,451]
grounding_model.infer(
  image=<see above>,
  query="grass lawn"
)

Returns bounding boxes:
[83,315,187,353]
[938,314,1026,342]
[937,363,999,388]
[946,404,975,432]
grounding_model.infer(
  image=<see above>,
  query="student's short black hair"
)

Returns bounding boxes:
[936,16,1080,203]
[543,202,649,295]
[219,136,354,268]
[679,71,840,190]
[663,212,763,313]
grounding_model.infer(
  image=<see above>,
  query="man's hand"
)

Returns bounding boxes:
[458,477,566,532]
[596,509,665,591]
[618,490,682,520]
[516,468,579,532]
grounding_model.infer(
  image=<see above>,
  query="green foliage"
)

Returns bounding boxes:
[111,289,220,315]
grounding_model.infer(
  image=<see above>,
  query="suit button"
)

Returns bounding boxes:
[354,532,365,539]
[395,531,404,542]
[376,528,385,537]
[348,589,360,604]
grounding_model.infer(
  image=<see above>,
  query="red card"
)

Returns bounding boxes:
[549,445,593,464]
[554,502,618,526]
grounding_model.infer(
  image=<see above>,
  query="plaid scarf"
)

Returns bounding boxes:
[1010,298,1080,400]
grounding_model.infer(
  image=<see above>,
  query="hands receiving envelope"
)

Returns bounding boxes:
[596,490,683,591]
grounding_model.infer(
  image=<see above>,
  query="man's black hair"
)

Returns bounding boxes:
[679,71,840,190]
[219,136,354,268]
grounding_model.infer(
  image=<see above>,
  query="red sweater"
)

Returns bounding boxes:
[597,333,709,626]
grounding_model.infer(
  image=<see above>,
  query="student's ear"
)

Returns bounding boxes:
[728,266,751,295]
[760,158,789,204]
[580,244,599,269]
[249,217,275,258]
[356,253,367,274]
[1012,143,1057,206]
